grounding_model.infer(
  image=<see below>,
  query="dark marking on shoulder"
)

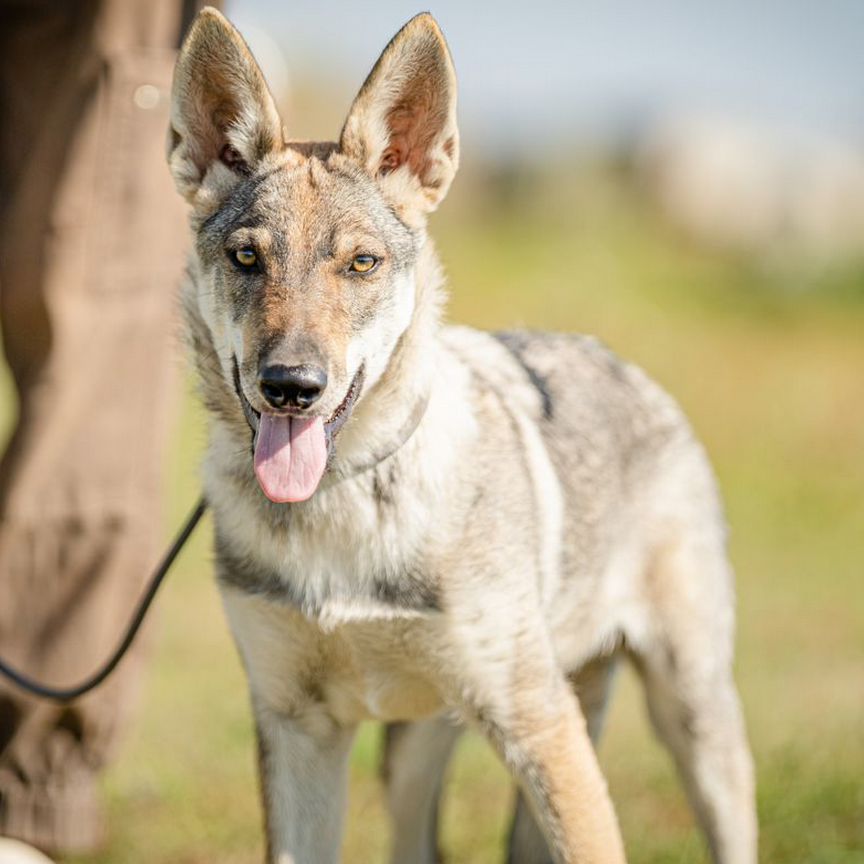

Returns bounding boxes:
[215,531,440,614]
[493,331,554,421]
[216,532,307,607]
[372,566,441,613]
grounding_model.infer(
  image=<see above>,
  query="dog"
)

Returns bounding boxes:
[167,8,757,863]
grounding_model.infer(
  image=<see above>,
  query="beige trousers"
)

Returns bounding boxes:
[0,0,207,853]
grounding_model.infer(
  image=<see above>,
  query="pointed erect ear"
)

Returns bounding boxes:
[168,7,283,202]
[339,14,459,218]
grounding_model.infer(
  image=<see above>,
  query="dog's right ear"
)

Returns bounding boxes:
[168,7,283,204]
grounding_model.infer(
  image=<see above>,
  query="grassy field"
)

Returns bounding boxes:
[49,165,864,863]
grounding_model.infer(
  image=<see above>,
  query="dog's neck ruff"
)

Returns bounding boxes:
[329,389,430,483]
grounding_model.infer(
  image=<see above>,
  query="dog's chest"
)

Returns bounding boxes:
[222,588,444,724]
[322,621,445,723]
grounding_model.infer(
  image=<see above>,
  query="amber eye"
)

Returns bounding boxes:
[234,247,257,268]
[349,254,378,274]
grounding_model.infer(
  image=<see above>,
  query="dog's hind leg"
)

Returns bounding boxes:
[631,531,757,864]
[382,715,463,864]
[506,655,620,864]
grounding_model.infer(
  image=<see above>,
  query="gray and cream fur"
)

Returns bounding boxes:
[169,8,757,864]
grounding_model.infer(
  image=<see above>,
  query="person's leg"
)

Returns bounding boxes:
[0,0,211,852]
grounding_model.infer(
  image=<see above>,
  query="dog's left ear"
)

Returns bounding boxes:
[340,14,459,220]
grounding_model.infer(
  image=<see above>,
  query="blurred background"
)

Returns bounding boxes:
[7,0,858,861]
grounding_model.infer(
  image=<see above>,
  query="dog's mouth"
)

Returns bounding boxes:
[232,359,365,503]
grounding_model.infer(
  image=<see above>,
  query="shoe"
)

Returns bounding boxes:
[0,839,55,864]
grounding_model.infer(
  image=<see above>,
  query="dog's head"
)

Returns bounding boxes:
[168,8,458,503]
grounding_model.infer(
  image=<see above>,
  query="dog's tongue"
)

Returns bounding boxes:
[254,414,327,503]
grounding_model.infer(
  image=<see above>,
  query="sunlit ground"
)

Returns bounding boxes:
[45,164,864,863]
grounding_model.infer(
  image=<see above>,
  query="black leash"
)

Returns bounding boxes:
[0,496,207,703]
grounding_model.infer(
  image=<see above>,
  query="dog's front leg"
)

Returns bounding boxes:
[445,597,627,864]
[220,587,357,863]
[254,702,356,864]
[470,676,625,864]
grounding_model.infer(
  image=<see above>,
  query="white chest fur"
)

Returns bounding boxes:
[221,586,445,725]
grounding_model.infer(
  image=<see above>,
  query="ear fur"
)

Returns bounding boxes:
[339,13,459,219]
[168,7,283,202]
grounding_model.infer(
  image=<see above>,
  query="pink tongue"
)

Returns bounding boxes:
[253,414,328,503]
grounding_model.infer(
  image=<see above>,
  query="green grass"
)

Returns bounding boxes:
[47,166,864,863]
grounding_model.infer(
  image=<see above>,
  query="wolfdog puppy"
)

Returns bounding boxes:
[168,8,756,863]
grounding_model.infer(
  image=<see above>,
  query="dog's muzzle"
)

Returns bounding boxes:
[232,357,364,456]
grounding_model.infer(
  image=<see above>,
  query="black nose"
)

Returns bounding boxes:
[258,364,328,410]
